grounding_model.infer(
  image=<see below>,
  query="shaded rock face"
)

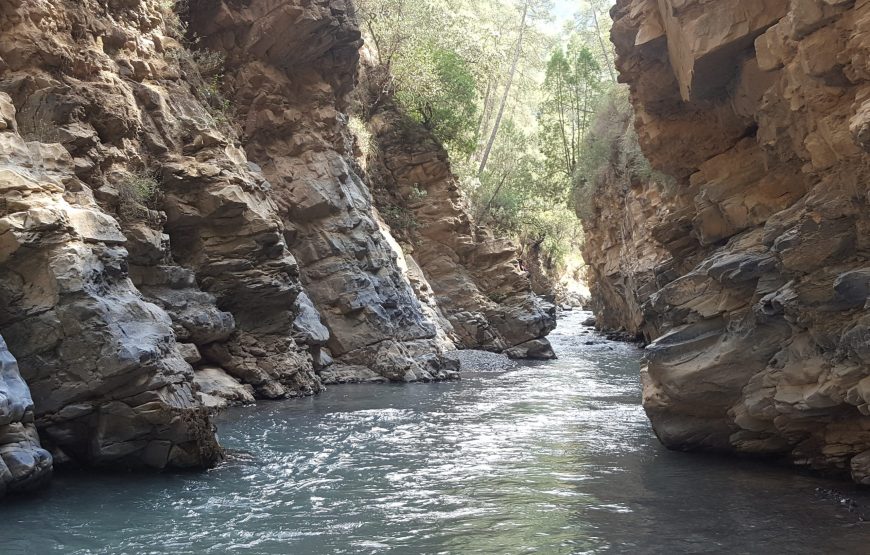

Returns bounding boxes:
[591,0,870,482]
[188,1,460,382]
[366,98,557,356]
[0,86,220,471]
[582,175,673,340]
[0,335,51,496]
[0,0,556,499]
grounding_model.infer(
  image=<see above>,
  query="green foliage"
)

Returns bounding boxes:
[196,75,233,128]
[572,84,671,222]
[396,49,479,156]
[471,119,582,273]
[358,0,485,158]
[118,170,160,219]
[408,185,428,202]
[381,203,419,232]
[359,0,618,285]
[539,40,604,190]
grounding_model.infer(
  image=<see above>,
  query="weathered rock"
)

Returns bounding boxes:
[189,0,461,382]
[318,365,390,385]
[365,91,557,357]
[0,0,562,501]
[194,367,256,409]
[0,90,220,470]
[505,339,557,361]
[0,335,52,497]
[586,0,870,482]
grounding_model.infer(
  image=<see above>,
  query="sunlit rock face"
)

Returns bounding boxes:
[365,96,557,357]
[595,0,870,482]
[188,0,461,383]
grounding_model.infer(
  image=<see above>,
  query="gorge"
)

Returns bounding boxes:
[1,0,870,552]
[0,0,556,496]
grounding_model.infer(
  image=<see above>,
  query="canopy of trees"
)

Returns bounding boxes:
[357,0,619,284]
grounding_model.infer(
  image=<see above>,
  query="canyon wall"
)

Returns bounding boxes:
[365,94,557,359]
[0,0,555,498]
[586,0,870,482]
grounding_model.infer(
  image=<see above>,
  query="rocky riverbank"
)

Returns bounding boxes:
[0,0,554,498]
[582,0,870,483]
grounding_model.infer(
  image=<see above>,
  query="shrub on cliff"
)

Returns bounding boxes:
[572,85,670,222]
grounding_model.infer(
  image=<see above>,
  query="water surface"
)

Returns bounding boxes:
[4,311,870,554]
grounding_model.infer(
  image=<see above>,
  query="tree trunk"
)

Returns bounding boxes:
[477,1,529,176]
[590,4,616,83]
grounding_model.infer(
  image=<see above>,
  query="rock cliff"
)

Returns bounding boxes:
[0,0,555,498]
[365,95,557,359]
[585,0,870,482]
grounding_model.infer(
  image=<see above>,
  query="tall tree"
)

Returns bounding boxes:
[476,0,529,176]
[539,40,602,192]
[588,0,616,82]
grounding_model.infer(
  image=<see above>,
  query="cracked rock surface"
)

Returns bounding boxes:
[584,0,870,483]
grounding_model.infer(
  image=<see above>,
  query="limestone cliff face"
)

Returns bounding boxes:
[0,3,225,473]
[187,1,461,384]
[578,98,674,339]
[588,0,870,482]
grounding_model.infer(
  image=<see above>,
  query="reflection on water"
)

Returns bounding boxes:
[3,311,870,554]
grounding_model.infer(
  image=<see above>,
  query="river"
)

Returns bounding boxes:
[3,311,870,554]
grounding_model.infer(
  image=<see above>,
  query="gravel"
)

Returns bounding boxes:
[446,349,518,372]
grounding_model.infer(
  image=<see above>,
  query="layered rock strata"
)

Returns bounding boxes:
[588,0,870,482]
[366,98,557,359]
[0,0,557,500]
[0,86,220,470]
[188,0,461,383]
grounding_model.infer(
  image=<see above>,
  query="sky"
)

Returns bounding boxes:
[543,0,579,34]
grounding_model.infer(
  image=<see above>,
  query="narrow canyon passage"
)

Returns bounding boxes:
[3,312,870,554]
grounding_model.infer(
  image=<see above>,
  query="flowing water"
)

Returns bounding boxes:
[4,311,870,554]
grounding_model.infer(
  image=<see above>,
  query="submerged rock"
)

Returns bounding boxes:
[505,339,557,361]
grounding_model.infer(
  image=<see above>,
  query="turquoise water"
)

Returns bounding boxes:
[3,311,870,554]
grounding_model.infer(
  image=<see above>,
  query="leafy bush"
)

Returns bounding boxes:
[408,185,428,202]
[396,48,479,157]
[118,170,160,219]
[381,203,419,232]
[572,85,672,222]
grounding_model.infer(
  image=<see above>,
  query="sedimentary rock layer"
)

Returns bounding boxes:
[0,85,220,471]
[589,0,870,482]
[188,0,461,383]
[0,0,557,499]
[366,95,557,358]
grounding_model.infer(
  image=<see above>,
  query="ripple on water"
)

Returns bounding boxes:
[2,311,870,554]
